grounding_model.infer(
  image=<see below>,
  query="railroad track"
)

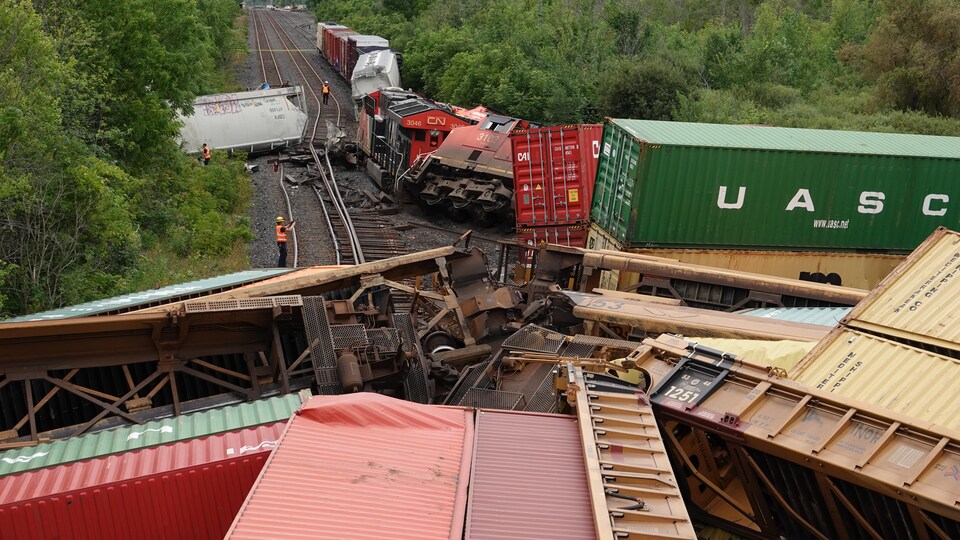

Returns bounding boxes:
[252,9,282,87]
[257,9,409,265]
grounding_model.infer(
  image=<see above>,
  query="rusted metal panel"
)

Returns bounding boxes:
[631,248,902,291]
[580,245,868,306]
[135,247,462,312]
[227,393,473,539]
[792,330,960,430]
[565,366,697,539]
[838,228,960,353]
[465,410,596,539]
[0,422,284,540]
[636,334,960,537]
[567,291,829,341]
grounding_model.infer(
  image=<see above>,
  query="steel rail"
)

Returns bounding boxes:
[252,9,283,86]
[262,9,361,264]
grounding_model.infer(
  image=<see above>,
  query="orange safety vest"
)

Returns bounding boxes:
[202,146,212,159]
[321,84,330,95]
[276,224,287,243]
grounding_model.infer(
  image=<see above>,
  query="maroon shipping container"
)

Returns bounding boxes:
[325,28,355,67]
[511,124,602,228]
[318,23,347,59]
[333,30,358,76]
[0,422,284,540]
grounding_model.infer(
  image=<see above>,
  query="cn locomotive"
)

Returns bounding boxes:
[317,22,533,225]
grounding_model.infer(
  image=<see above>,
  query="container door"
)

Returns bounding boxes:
[592,122,639,244]
[512,130,549,227]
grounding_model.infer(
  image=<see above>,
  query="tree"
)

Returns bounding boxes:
[597,58,694,120]
[864,0,960,116]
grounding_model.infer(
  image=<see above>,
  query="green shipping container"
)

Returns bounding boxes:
[0,391,309,477]
[590,119,960,252]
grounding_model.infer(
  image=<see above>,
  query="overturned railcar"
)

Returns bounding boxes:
[177,86,308,155]
[406,114,534,225]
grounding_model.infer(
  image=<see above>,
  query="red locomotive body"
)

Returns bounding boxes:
[358,89,478,192]
[407,114,534,224]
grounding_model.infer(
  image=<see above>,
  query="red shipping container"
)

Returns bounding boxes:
[511,124,602,228]
[333,30,358,77]
[0,422,285,540]
[516,225,587,265]
[318,23,347,59]
[325,28,354,66]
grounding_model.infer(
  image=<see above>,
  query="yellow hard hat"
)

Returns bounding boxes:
[276,216,284,223]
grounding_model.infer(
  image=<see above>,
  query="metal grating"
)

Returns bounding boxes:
[315,368,339,386]
[301,296,341,394]
[558,341,596,359]
[330,324,368,350]
[367,328,400,351]
[568,334,637,349]
[444,356,498,406]
[394,314,431,404]
[501,325,566,354]
[393,313,419,354]
[184,295,302,313]
[461,387,525,410]
[523,368,559,413]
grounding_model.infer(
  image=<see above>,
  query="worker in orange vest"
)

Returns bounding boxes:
[276,216,296,267]
[321,81,330,105]
[201,143,212,166]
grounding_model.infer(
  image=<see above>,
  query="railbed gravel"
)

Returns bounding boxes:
[239,10,514,271]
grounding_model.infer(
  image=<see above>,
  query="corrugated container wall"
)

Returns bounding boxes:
[511,124,602,228]
[590,119,960,252]
[317,23,346,57]
[0,422,285,540]
[320,24,348,63]
[0,392,305,477]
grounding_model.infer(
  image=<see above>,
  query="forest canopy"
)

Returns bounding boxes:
[309,0,960,134]
[0,0,251,317]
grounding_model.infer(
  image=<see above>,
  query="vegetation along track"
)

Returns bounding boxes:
[255,9,409,266]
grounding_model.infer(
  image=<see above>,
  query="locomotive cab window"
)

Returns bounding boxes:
[480,115,514,133]
[414,131,425,141]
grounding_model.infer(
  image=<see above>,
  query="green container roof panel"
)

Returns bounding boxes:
[0,392,307,477]
[2,268,294,323]
[610,119,960,159]
[594,120,960,251]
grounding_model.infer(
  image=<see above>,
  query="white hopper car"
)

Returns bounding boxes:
[350,50,402,102]
[178,86,308,154]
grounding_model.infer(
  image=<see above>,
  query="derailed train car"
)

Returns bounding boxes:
[358,89,478,192]
[316,20,537,226]
[405,114,535,225]
[177,86,308,154]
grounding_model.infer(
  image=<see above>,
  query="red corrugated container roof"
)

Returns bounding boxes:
[226,393,474,540]
[0,422,285,540]
[465,410,597,539]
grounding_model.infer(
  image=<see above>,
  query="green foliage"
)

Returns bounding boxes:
[864,0,960,116]
[0,0,251,317]
[598,58,694,120]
